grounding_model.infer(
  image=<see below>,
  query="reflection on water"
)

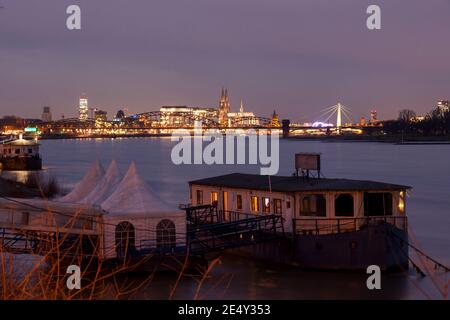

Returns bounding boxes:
[1,170,34,184]
[102,254,435,300]
[29,138,450,299]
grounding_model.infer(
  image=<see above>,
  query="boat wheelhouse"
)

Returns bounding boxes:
[189,172,411,271]
[0,135,42,170]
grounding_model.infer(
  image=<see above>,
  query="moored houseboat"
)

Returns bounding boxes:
[188,154,411,271]
[0,135,42,171]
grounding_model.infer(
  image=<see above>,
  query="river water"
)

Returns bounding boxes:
[4,138,449,299]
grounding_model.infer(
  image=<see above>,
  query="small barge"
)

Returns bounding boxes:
[187,154,411,272]
[0,135,42,171]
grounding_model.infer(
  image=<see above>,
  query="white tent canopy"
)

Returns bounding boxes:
[101,162,173,216]
[59,160,105,203]
[80,160,122,206]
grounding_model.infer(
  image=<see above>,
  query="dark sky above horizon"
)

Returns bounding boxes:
[1,0,449,122]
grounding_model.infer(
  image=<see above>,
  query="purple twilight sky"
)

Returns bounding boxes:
[1,0,449,122]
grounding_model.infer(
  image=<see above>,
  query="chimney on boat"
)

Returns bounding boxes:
[295,153,321,179]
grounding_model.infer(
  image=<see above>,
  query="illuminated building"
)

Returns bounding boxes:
[95,110,108,127]
[227,101,259,126]
[219,88,230,126]
[42,106,52,122]
[437,100,450,116]
[114,110,126,122]
[359,117,367,126]
[0,116,26,134]
[370,110,378,124]
[79,95,89,121]
[312,122,333,128]
[412,115,425,122]
[159,106,217,126]
[89,108,96,119]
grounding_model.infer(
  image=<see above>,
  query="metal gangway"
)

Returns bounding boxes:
[0,225,101,258]
[183,205,285,255]
[0,196,103,258]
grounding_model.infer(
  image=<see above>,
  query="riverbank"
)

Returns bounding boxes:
[37,132,450,143]
[39,133,172,140]
[285,134,450,144]
[0,172,61,198]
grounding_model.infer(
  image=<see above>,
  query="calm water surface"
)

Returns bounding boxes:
[5,138,448,299]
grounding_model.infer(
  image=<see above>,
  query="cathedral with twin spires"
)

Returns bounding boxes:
[218,87,279,127]
[218,88,231,125]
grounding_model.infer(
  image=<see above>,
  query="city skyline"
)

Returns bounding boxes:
[2,91,389,124]
[1,0,449,121]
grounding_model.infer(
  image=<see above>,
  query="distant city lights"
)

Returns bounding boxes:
[312,122,333,128]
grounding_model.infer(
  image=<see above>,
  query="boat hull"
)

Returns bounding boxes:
[230,223,409,272]
[0,157,42,171]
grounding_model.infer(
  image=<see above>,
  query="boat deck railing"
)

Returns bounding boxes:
[0,154,41,159]
[220,210,266,222]
[293,216,407,235]
[187,213,285,254]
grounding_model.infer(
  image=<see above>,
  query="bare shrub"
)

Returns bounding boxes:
[24,173,61,199]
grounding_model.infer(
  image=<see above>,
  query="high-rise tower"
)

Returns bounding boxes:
[79,95,88,121]
[219,88,230,126]
[370,109,378,123]
[42,106,52,122]
[437,100,450,116]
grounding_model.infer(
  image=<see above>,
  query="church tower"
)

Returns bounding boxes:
[219,88,230,126]
[271,110,281,127]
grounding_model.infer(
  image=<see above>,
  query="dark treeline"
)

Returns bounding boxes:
[383,106,450,137]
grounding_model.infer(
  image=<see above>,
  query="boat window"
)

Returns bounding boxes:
[28,148,33,154]
[274,199,282,214]
[156,219,176,249]
[236,194,243,210]
[364,192,393,216]
[300,194,326,217]
[262,197,270,213]
[210,192,218,206]
[250,196,259,213]
[398,191,405,214]
[196,190,203,205]
[15,149,20,154]
[335,194,354,217]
